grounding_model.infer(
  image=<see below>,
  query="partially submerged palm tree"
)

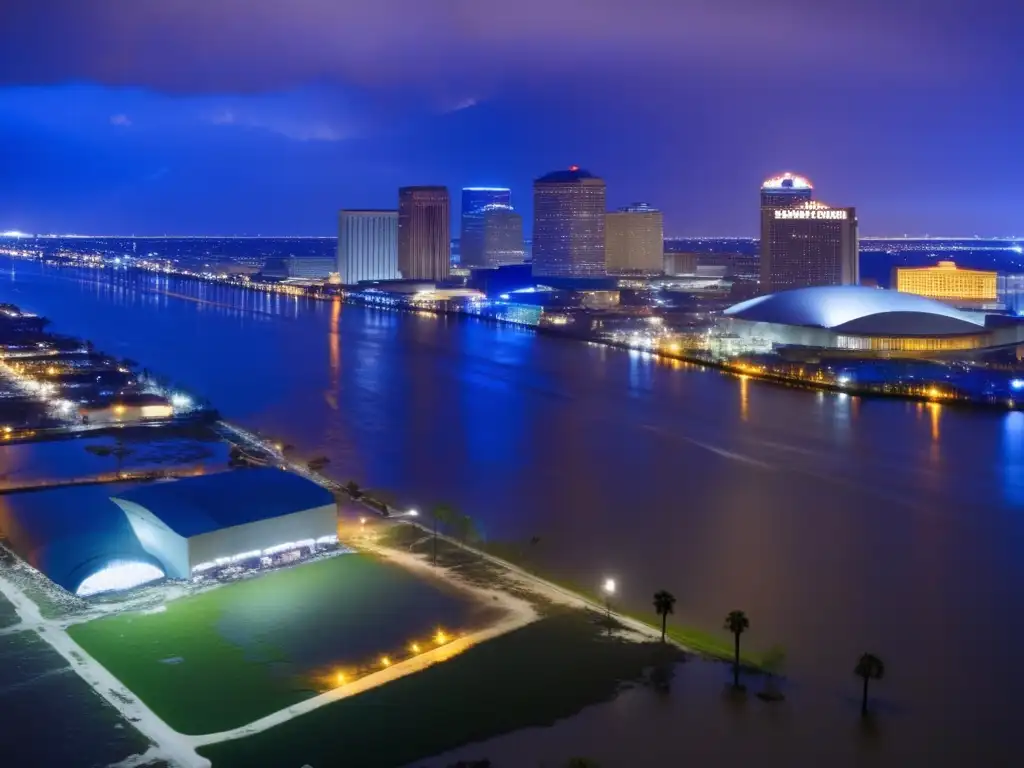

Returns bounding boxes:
[430,504,456,566]
[724,609,750,689]
[855,653,885,716]
[653,590,676,643]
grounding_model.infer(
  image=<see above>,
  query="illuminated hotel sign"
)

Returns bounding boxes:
[774,209,848,220]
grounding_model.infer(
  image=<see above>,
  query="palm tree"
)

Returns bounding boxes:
[724,609,750,689]
[430,504,455,566]
[653,590,676,643]
[854,653,885,716]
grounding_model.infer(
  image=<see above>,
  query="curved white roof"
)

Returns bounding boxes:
[724,286,987,332]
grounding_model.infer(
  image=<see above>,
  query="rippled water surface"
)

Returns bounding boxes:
[2,259,1023,765]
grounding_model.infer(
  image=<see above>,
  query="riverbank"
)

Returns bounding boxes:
[18,255,1023,413]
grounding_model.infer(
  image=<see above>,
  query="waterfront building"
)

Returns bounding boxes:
[287,256,335,280]
[664,252,699,276]
[605,203,664,274]
[719,285,1024,358]
[759,173,858,294]
[532,166,606,278]
[998,273,1024,315]
[0,468,336,596]
[894,261,997,307]
[460,188,512,268]
[481,204,525,268]
[337,210,399,285]
[398,187,450,281]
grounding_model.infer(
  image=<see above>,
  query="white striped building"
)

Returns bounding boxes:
[337,210,399,285]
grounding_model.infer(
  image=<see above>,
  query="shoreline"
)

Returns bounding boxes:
[17,255,1019,414]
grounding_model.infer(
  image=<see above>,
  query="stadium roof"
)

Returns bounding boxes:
[724,286,987,335]
[111,468,334,538]
[535,166,601,183]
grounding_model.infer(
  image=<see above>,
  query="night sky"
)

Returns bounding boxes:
[1,0,1022,237]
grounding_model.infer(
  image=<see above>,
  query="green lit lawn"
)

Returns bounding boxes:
[199,611,678,768]
[68,553,486,734]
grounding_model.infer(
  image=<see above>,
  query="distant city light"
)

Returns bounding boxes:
[1011,379,1024,391]
[837,375,851,386]
[170,393,192,409]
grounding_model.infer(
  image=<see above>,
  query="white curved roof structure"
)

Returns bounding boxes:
[725,286,987,334]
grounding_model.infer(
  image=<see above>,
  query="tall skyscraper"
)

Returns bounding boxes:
[760,172,814,209]
[460,188,512,268]
[604,202,664,273]
[398,186,450,281]
[760,173,858,294]
[480,204,525,267]
[337,210,398,284]
[532,166,606,278]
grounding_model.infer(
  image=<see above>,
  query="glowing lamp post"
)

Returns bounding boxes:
[602,578,616,628]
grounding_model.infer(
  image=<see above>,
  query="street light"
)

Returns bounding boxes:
[408,508,419,517]
[602,578,616,626]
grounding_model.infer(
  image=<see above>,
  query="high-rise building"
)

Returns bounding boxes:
[760,172,814,209]
[895,261,997,306]
[532,166,606,279]
[604,203,664,274]
[336,210,398,284]
[759,173,857,294]
[460,188,512,268]
[480,204,525,267]
[398,186,450,281]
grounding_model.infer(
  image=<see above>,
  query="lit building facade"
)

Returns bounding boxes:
[337,210,399,285]
[760,172,814,209]
[532,167,606,278]
[398,186,450,281]
[894,261,997,306]
[481,205,525,267]
[605,203,664,274]
[287,256,335,279]
[998,273,1024,315]
[460,188,512,268]
[760,174,858,294]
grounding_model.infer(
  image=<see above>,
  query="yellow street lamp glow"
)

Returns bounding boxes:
[359,517,367,525]
[336,671,346,685]
[434,630,448,645]
[410,642,420,653]
[380,656,391,667]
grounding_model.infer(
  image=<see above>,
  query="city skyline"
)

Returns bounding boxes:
[1,2,1022,237]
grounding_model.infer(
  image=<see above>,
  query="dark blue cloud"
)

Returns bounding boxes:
[0,1,1022,235]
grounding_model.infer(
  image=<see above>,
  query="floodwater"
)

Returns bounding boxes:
[2,259,1024,765]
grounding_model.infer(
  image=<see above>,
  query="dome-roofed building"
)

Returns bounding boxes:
[719,285,1024,358]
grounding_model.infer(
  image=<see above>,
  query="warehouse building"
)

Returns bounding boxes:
[0,469,339,597]
[111,468,338,580]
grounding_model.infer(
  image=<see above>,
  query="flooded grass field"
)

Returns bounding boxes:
[0,630,152,767]
[198,611,675,768]
[69,553,494,734]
